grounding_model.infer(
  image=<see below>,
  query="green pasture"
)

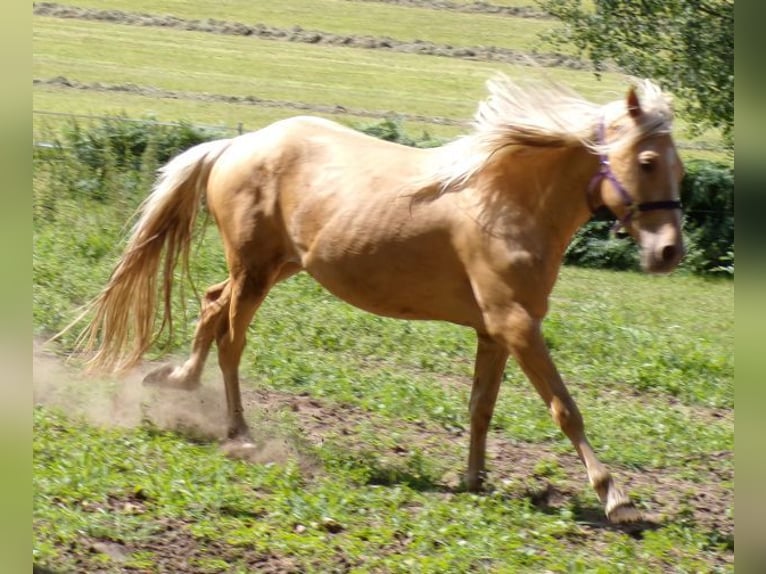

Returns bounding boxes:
[32,17,618,114]
[32,85,465,143]
[33,190,733,571]
[60,0,558,53]
[33,1,733,570]
[33,14,725,159]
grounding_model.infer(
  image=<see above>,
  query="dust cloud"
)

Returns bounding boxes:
[32,339,311,469]
[34,339,226,437]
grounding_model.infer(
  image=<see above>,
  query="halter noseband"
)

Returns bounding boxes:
[587,121,682,233]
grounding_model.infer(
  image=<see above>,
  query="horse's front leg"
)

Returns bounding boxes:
[465,333,509,491]
[488,305,640,523]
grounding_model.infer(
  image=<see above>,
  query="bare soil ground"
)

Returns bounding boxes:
[33,342,733,571]
[34,2,589,70]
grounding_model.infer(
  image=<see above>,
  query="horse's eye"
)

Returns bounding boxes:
[638,153,658,173]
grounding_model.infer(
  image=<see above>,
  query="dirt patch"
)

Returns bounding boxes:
[40,516,301,573]
[249,386,733,568]
[32,339,314,472]
[249,383,733,538]
[33,2,591,71]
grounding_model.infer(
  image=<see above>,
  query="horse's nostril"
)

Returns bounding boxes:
[661,244,677,263]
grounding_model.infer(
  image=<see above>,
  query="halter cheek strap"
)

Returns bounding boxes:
[587,121,682,233]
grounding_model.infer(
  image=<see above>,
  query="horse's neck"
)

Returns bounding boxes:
[487,146,597,248]
[541,146,598,237]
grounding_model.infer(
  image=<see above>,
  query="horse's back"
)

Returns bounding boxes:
[208,114,433,231]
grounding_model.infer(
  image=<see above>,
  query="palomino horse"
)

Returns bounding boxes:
[73,75,684,523]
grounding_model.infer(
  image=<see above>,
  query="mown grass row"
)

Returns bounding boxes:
[44,0,559,52]
[31,16,618,114]
[32,9,726,160]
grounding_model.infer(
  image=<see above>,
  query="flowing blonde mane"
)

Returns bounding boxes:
[420,74,674,193]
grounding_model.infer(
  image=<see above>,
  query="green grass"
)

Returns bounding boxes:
[32,16,625,114]
[239,273,732,465]
[32,85,464,143]
[33,1,733,569]
[34,160,732,571]
[32,14,726,160]
[33,404,730,573]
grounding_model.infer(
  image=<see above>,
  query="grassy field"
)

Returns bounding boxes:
[33,183,733,572]
[33,1,733,571]
[51,0,559,52]
[32,2,727,160]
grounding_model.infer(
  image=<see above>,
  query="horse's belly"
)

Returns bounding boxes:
[286,182,482,326]
[302,244,481,327]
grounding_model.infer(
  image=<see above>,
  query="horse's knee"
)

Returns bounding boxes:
[550,395,583,437]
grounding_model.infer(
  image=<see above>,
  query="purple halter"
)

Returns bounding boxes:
[587,120,682,233]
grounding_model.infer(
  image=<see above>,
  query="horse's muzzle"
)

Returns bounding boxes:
[641,236,684,274]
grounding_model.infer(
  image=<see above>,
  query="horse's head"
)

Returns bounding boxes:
[594,86,685,274]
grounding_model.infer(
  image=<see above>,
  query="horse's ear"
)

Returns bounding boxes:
[627,86,642,120]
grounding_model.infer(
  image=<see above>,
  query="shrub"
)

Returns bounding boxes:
[34,115,224,211]
[356,117,442,148]
[679,160,734,276]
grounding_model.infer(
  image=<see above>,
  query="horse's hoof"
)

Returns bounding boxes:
[463,471,487,493]
[143,364,200,390]
[143,364,175,386]
[221,438,258,460]
[606,501,643,523]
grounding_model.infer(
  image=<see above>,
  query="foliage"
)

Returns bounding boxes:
[357,117,442,148]
[537,0,734,148]
[35,116,220,206]
[565,160,734,276]
[563,219,639,271]
[678,160,734,276]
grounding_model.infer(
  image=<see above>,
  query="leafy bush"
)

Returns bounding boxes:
[563,219,639,271]
[34,116,224,211]
[678,160,734,276]
[62,115,218,171]
[356,117,442,148]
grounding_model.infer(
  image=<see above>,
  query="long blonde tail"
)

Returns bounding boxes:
[68,138,233,373]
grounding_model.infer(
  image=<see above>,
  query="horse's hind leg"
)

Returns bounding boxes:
[143,280,230,389]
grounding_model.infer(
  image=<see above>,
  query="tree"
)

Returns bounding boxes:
[537,0,733,148]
